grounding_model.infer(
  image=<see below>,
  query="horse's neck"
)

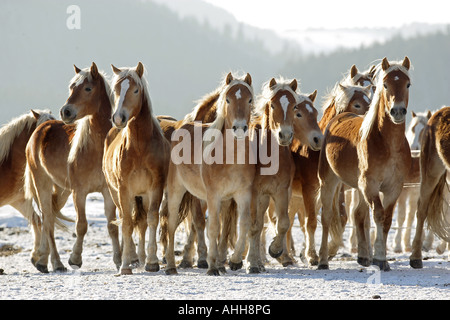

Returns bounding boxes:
[90,91,113,139]
[126,101,158,147]
[319,101,337,132]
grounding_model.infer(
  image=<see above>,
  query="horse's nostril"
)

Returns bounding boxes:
[402,108,407,115]
[121,115,126,124]
[64,109,71,118]
[390,109,396,116]
[314,137,319,144]
[279,132,283,139]
[232,126,237,131]
[244,125,248,132]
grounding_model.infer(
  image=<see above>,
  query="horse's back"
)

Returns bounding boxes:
[433,106,450,168]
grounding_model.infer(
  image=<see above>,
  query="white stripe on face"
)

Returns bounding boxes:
[235,88,241,100]
[280,95,289,120]
[117,79,130,110]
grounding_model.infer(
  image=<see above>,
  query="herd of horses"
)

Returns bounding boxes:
[1,56,449,276]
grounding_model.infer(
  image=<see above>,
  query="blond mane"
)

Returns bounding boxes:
[0,109,54,165]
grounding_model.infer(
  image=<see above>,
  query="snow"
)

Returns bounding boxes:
[0,193,449,300]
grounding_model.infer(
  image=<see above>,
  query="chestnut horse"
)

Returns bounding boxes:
[103,62,170,275]
[24,63,120,273]
[165,72,255,275]
[270,80,372,266]
[410,106,450,268]
[318,57,412,271]
[246,77,323,273]
[0,109,55,265]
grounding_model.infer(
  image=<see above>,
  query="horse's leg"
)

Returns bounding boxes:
[247,193,270,273]
[228,191,252,271]
[165,183,187,275]
[218,199,233,270]
[268,189,291,263]
[117,190,134,275]
[10,199,41,267]
[192,199,208,268]
[347,189,359,253]
[135,196,147,267]
[353,191,371,267]
[302,186,319,266]
[145,188,164,272]
[403,188,418,252]
[205,194,222,275]
[179,218,197,269]
[101,188,121,269]
[393,189,407,253]
[68,190,88,269]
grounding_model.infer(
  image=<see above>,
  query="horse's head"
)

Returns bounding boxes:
[381,56,411,124]
[339,84,372,115]
[222,72,253,140]
[406,110,432,150]
[110,62,146,129]
[265,78,299,146]
[61,62,108,124]
[349,64,376,88]
[293,90,323,151]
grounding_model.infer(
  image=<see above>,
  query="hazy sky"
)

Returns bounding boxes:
[203,0,450,31]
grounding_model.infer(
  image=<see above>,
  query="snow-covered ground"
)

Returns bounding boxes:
[0,193,448,301]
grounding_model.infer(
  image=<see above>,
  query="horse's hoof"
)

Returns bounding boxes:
[54,266,68,273]
[373,259,390,271]
[268,244,283,259]
[317,264,329,270]
[36,264,49,274]
[165,267,178,275]
[229,261,243,271]
[247,266,260,274]
[131,260,141,269]
[179,260,193,269]
[120,268,133,275]
[162,257,167,264]
[68,258,82,269]
[357,257,371,267]
[145,263,160,272]
[31,258,38,267]
[309,259,319,266]
[410,259,423,269]
[282,260,294,267]
[197,260,208,269]
[206,268,220,276]
[218,266,227,274]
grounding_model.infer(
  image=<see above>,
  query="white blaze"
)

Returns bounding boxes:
[117,79,130,110]
[280,95,289,120]
[235,88,241,100]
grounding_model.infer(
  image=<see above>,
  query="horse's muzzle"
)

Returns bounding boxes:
[390,106,407,124]
[60,105,77,124]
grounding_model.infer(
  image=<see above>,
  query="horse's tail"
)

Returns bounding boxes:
[159,192,196,252]
[23,162,73,232]
[423,172,450,242]
[220,200,238,250]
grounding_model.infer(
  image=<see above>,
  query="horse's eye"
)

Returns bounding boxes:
[249,98,252,104]
[85,87,92,92]
[354,104,361,109]
[226,98,230,104]
[383,84,388,89]
[296,113,302,118]
[407,83,411,89]
[134,89,139,94]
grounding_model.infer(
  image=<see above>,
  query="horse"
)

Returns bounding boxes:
[246,77,323,273]
[24,62,120,273]
[410,106,450,268]
[269,80,372,267]
[102,62,170,275]
[344,64,376,89]
[391,110,433,253]
[0,109,55,266]
[318,57,412,271]
[164,72,255,275]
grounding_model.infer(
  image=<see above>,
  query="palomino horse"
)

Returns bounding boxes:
[410,106,450,268]
[318,57,412,271]
[391,110,433,253]
[103,62,170,275]
[246,77,323,273]
[0,110,55,265]
[165,72,255,275]
[25,63,120,273]
[270,80,372,266]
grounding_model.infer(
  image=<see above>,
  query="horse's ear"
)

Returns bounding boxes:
[226,72,233,85]
[381,57,390,71]
[74,65,81,74]
[427,110,432,119]
[30,109,40,120]
[136,62,144,78]
[289,79,297,91]
[402,56,411,70]
[90,62,99,79]
[269,78,277,89]
[411,111,416,118]
[244,73,252,86]
[339,83,347,91]
[368,65,376,78]
[350,65,358,79]
[309,90,318,102]
[111,64,122,75]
